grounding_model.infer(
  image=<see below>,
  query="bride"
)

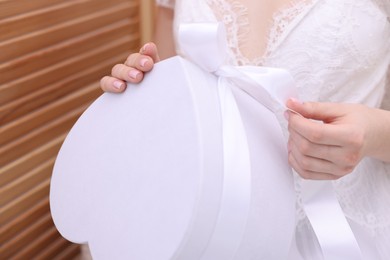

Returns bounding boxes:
[100,0,390,259]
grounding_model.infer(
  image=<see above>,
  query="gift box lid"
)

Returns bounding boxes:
[50,56,226,259]
[50,55,297,260]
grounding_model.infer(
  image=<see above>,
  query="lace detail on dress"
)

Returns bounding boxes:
[267,0,315,57]
[172,0,390,258]
[205,0,315,66]
[205,0,252,66]
[263,1,390,258]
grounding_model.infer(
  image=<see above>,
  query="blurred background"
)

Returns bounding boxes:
[0,0,155,259]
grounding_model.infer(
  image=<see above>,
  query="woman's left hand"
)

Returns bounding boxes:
[285,99,388,180]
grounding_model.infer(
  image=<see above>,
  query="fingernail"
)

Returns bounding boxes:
[113,80,123,89]
[284,110,290,121]
[140,43,149,53]
[129,70,141,79]
[140,58,149,67]
[289,98,302,104]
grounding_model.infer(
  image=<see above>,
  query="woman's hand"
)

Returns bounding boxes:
[99,6,174,93]
[100,42,160,93]
[285,99,390,180]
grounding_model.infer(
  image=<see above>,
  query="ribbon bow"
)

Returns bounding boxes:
[179,23,296,114]
[176,23,362,260]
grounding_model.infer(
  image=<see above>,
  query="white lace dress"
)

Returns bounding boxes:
[156,0,390,259]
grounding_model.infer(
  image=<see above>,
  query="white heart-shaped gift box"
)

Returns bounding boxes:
[50,56,296,260]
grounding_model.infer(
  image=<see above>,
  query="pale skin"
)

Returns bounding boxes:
[100,7,175,92]
[100,5,390,180]
[286,100,390,180]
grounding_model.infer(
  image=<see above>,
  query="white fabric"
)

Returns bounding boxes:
[159,0,390,259]
[301,180,363,259]
[179,23,253,259]
[177,23,299,259]
[180,22,363,260]
[155,0,175,9]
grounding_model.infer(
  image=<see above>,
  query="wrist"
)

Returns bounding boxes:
[365,108,390,162]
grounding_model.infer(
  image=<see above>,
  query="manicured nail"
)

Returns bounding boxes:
[140,43,149,53]
[289,98,302,104]
[140,58,149,67]
[113,80,123,89]
[129,70,141,79]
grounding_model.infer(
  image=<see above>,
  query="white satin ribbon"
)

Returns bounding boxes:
[179,23,252,259]
[302,180,363,259]
[178,23,296,114]
[178,22,295,259]
[177,22,362,260]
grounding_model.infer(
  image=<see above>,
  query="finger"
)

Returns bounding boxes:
[288,152,339,180]
[288,111,353,146]
[286,99,345,123]
[123,42,160,72]
[288,138,353,177]
[124,53,155,73]
[288,139,333,173]
[111,64,144,83]
[289,127,338,160]
[139,42,160,63]
[100,76,126,93]
[289,127,360,168]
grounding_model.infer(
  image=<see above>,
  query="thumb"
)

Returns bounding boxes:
[140,42,160,63]
[286,99,344,122]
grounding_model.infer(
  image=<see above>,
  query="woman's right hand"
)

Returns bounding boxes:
[100,42,160,93]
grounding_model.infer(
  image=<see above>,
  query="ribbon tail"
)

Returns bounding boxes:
[301,180,363,260]
[217,65,298,114]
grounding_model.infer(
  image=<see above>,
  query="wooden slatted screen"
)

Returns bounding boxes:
[0,0,141,259]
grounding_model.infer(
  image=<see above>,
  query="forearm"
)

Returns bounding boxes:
[153,6,176,60]
[367,108,390,162]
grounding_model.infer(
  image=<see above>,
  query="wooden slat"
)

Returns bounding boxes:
[0,0,131,42]
[0,53,127,125]
[0,19,134,85]
[0,198,49,245]
[0,212,54,258]
[0,158,55,206]
[0,0,66,19]
[0,179,50,226]
[0,35,137,106]
[11,227,65,260]
[0,2,138,63]
[33,236,76,260]
[53,243,81,260]
[0,1,141,258]
[0,135,65,187]
[0,105,88,166]
[0,83,101,146]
